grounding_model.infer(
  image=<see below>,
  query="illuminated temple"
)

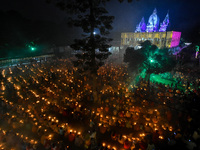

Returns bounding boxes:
[121,8,181,49]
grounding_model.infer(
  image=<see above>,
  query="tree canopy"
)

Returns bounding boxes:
[124,40,176,75]
[47,0,115,75]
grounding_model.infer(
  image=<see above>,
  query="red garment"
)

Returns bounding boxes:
[124,140,131,149]
[119,112,124,117]
[68,133,75,142]
[166,111,172,122]
[100,126,107,134]
[62,110,68,117]
[105,107,109,112]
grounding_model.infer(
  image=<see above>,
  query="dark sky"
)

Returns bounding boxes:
[0,0,200,40]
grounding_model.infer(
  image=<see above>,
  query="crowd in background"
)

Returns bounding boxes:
[0,58,200,150]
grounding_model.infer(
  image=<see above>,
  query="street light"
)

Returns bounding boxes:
[149,57,155,63]
[30,47,36,51]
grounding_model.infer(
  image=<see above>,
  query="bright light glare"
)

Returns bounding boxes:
[31,47,36,51]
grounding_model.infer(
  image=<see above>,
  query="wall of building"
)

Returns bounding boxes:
[170,31,182,48]
[121,31,181,49]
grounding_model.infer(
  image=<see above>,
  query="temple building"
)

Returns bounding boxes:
[121,8,181,49]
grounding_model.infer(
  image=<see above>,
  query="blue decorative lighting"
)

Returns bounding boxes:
[135,17,146,32]
[135,8,170,33]
[159,12,169,32]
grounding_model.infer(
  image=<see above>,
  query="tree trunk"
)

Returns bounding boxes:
[89,0,98,103]
[92,74,98,102]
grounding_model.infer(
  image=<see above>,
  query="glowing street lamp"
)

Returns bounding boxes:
[30,47,36,51]
[148,57,155,63]
[150,59,154,63]
[26,41,37,51]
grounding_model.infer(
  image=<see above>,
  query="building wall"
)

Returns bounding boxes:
[170,31,182,48]
[121,31,181,48]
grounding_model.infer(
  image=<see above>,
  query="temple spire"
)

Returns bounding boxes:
[135,17,146,32]
[159,11,169,32]
[146,8,159,32]
[153,8,157,14]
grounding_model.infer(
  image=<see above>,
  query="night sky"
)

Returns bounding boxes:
[0,0,200,44]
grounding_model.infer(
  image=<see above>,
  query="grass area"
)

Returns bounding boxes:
[151,74,186,91]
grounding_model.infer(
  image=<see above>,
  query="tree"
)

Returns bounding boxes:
[47,0,114,102]
[124,47,145,73]
[141,41,176,74]
[124,40,176,81]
